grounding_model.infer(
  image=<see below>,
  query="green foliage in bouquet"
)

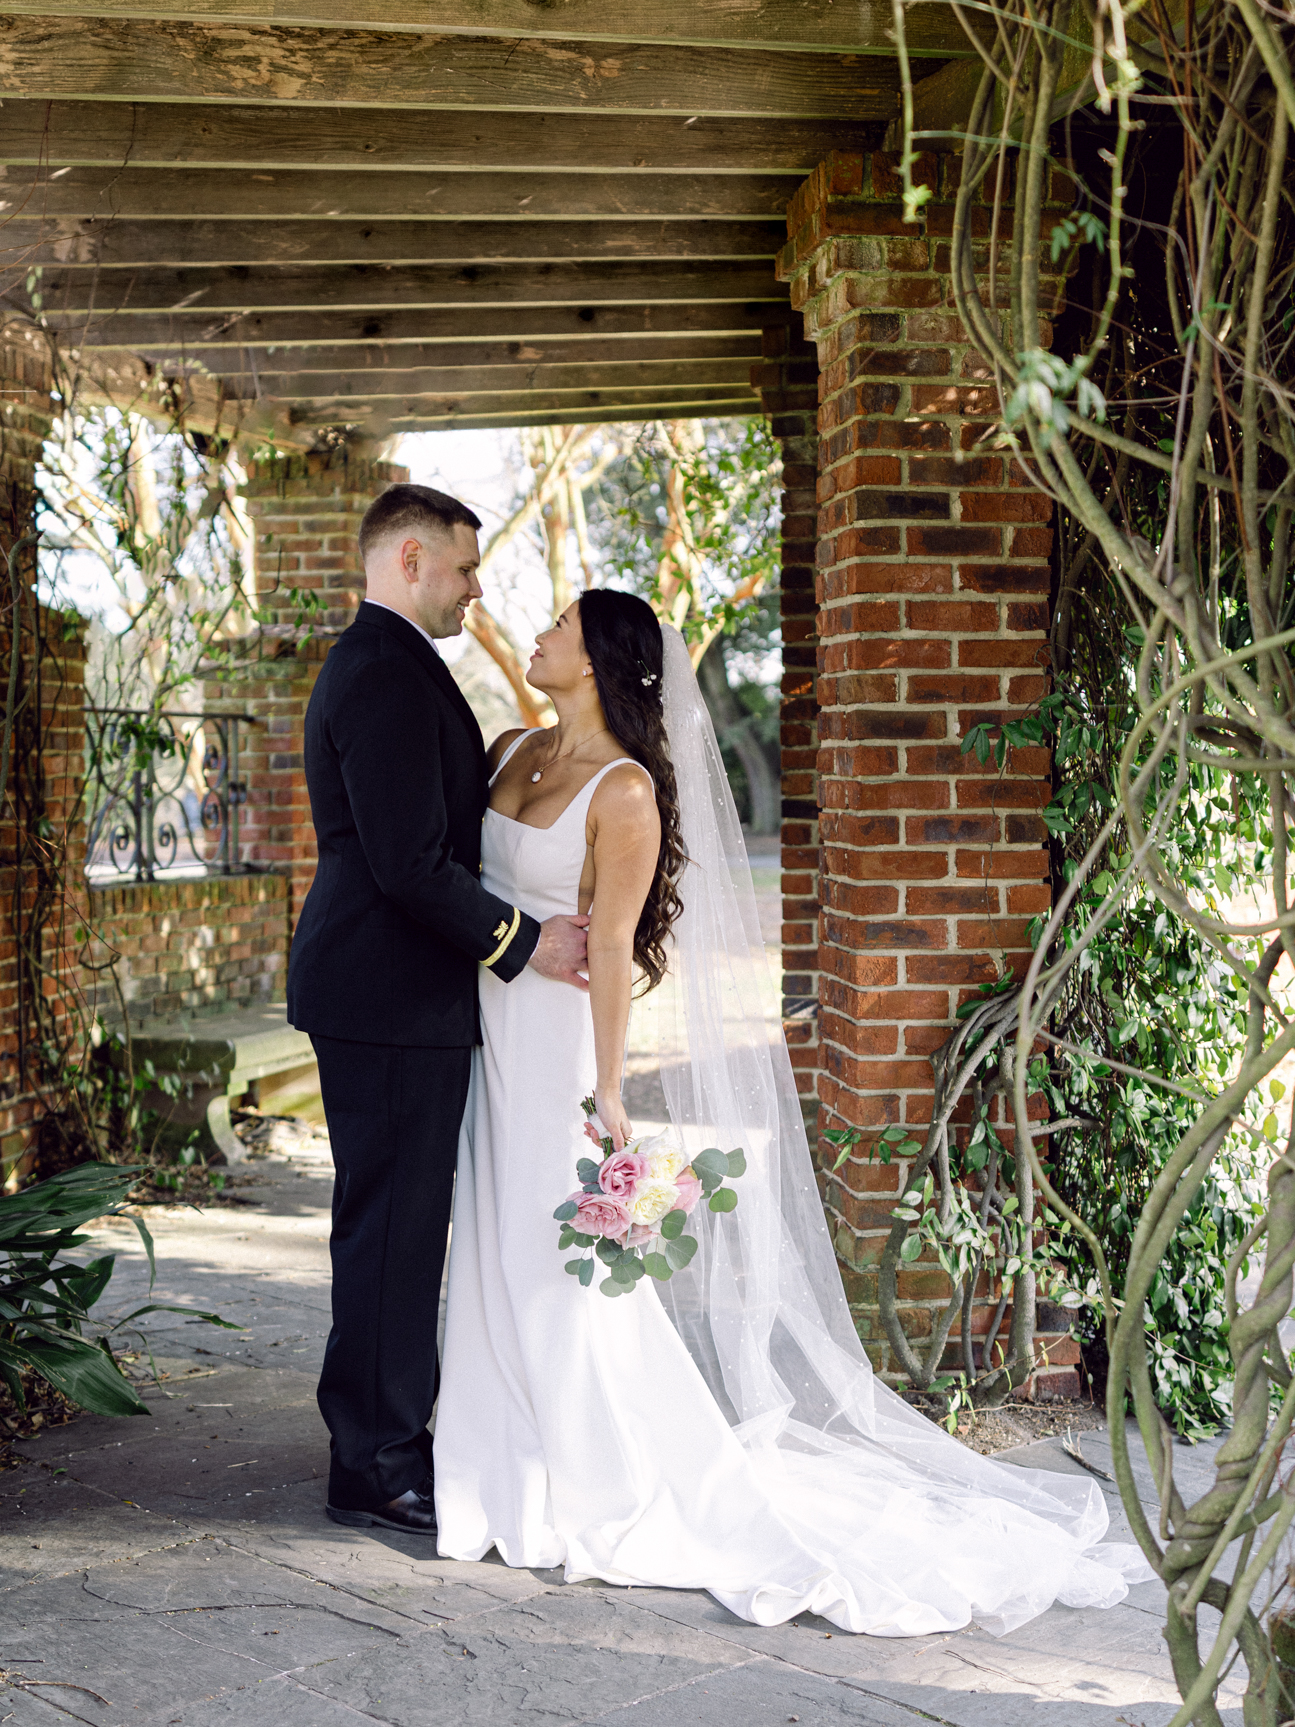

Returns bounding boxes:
[553,1096,745,1297]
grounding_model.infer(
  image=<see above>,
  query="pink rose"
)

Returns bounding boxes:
[674,1169,703,1215]
[627,1222,654,1246]
[570,1190,630,1242]
[599,1151,647,1201]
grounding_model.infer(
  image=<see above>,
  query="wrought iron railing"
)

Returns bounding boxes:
[85,709,255,883]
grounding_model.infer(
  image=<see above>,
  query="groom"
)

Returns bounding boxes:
[287,482,588,1537]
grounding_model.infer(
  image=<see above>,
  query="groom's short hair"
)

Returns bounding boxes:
[358,483,482,563]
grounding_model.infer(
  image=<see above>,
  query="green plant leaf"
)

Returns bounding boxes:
[665,1235,698,1271]
[659,1209,686,1240]
[565,1258,583,1276]
[553,1201,578,1222]
[578,1259,595,1288]
[899,1234,923,1263]
[724,1148,747,1178]
[641,1252,673,1281]
[708,1187,739,1213]
[12,1337,147,1418]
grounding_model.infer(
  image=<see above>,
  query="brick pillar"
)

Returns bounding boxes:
[753,327,821,1132]
[210,447,408,935]
[776,152,1076,1389]
[0,328,93,1181]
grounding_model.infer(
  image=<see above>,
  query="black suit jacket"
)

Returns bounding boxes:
[287,601,540,1046]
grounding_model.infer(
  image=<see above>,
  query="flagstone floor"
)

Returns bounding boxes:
[2,1134,1252,1726]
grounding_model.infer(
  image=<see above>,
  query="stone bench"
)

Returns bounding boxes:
[123,1005,320,1163]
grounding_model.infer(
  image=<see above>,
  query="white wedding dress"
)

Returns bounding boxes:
[433,722,1154,1637]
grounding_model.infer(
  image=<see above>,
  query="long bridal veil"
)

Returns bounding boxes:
[637,625,1152,1633]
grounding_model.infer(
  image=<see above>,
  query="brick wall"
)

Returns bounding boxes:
[753,327,821,1129]
[777,151,1079,1395]
[210,448,408,928]
[81,874,289,1028]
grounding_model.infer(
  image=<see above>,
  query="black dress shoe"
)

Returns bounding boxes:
[327,1478,438,1537]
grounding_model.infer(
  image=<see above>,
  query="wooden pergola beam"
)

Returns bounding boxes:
[142,333,764,375]
[57,299,793,351]
[226,357,758,399]
[29,258,787,317]
[0,0,973,56]
[287,381,761,430]
[0,100,882,173]
[0,18,903,119]
[24,216,785,269]
[353,401,759,432]
[0,165,801,221]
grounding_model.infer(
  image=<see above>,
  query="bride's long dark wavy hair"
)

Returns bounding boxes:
[578,589,686,991]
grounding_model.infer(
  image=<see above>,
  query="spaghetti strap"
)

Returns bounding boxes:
[488,728,541,788]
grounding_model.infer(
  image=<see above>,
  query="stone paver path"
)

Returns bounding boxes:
[0,1140,1244,1726]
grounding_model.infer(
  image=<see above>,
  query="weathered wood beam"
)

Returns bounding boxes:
[0,0,973,56]
[0,100,881,173]
[224,357,757,399]
[24,216,785,269]
[140,333,763,374]
[386,400,759,432]
[68,343,314,446]
[0,165,800,221]
[57,299,793,351]
[27,258,786,317]
[0,18,904,119]
[287,381,761,430]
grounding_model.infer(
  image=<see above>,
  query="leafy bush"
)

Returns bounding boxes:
[0,1162,232,1417]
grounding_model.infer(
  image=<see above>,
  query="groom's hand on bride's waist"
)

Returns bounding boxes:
[527,915,590,989]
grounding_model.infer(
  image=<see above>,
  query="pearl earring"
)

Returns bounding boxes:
[582,667,592,677]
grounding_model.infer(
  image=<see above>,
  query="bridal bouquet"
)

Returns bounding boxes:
[553,1095,745,1297]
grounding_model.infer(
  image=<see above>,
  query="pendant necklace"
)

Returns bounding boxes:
[530,727,609,784]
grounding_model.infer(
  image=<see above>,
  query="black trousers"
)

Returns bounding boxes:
[311,1034,472,1508]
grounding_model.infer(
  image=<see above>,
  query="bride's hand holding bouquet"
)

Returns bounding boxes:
[553,1094,745,1296]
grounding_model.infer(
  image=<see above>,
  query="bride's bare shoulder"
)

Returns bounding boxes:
[589,760,658,834]
[486,727,530,772]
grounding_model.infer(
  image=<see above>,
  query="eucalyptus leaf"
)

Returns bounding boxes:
[659,1209,686,1240]
[641,1252,673,1281]
[665,1235,699,1271]
[578,1259,595,1288]
[724,1149,747,1178]
[708,1188,739,1214]
[565,1259,583,1275]
[599,1278,626,1298]
[691,1148,728,1179]
[553,1201,578,1222]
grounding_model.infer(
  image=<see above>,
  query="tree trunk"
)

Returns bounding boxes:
[696,640,779,835]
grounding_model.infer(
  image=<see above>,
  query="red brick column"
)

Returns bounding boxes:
[209,448,408,935]
[776,153,1077,1392]
[753,327,821,1130]
[0,329,85,1181]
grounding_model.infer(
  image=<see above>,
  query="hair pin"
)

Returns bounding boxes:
[641,672,658,687]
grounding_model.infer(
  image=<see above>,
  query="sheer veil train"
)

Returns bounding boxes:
[639,626,1152,1634]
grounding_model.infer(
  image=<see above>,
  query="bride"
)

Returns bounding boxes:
[433,588,1152,1637]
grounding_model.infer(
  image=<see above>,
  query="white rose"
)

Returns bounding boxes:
[646,1145,687,1183]
[627,1177,681,1226]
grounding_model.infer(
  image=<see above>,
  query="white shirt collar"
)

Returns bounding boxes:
[363,598,439,653]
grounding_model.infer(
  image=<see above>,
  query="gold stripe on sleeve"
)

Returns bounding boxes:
[483,905,521,969]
